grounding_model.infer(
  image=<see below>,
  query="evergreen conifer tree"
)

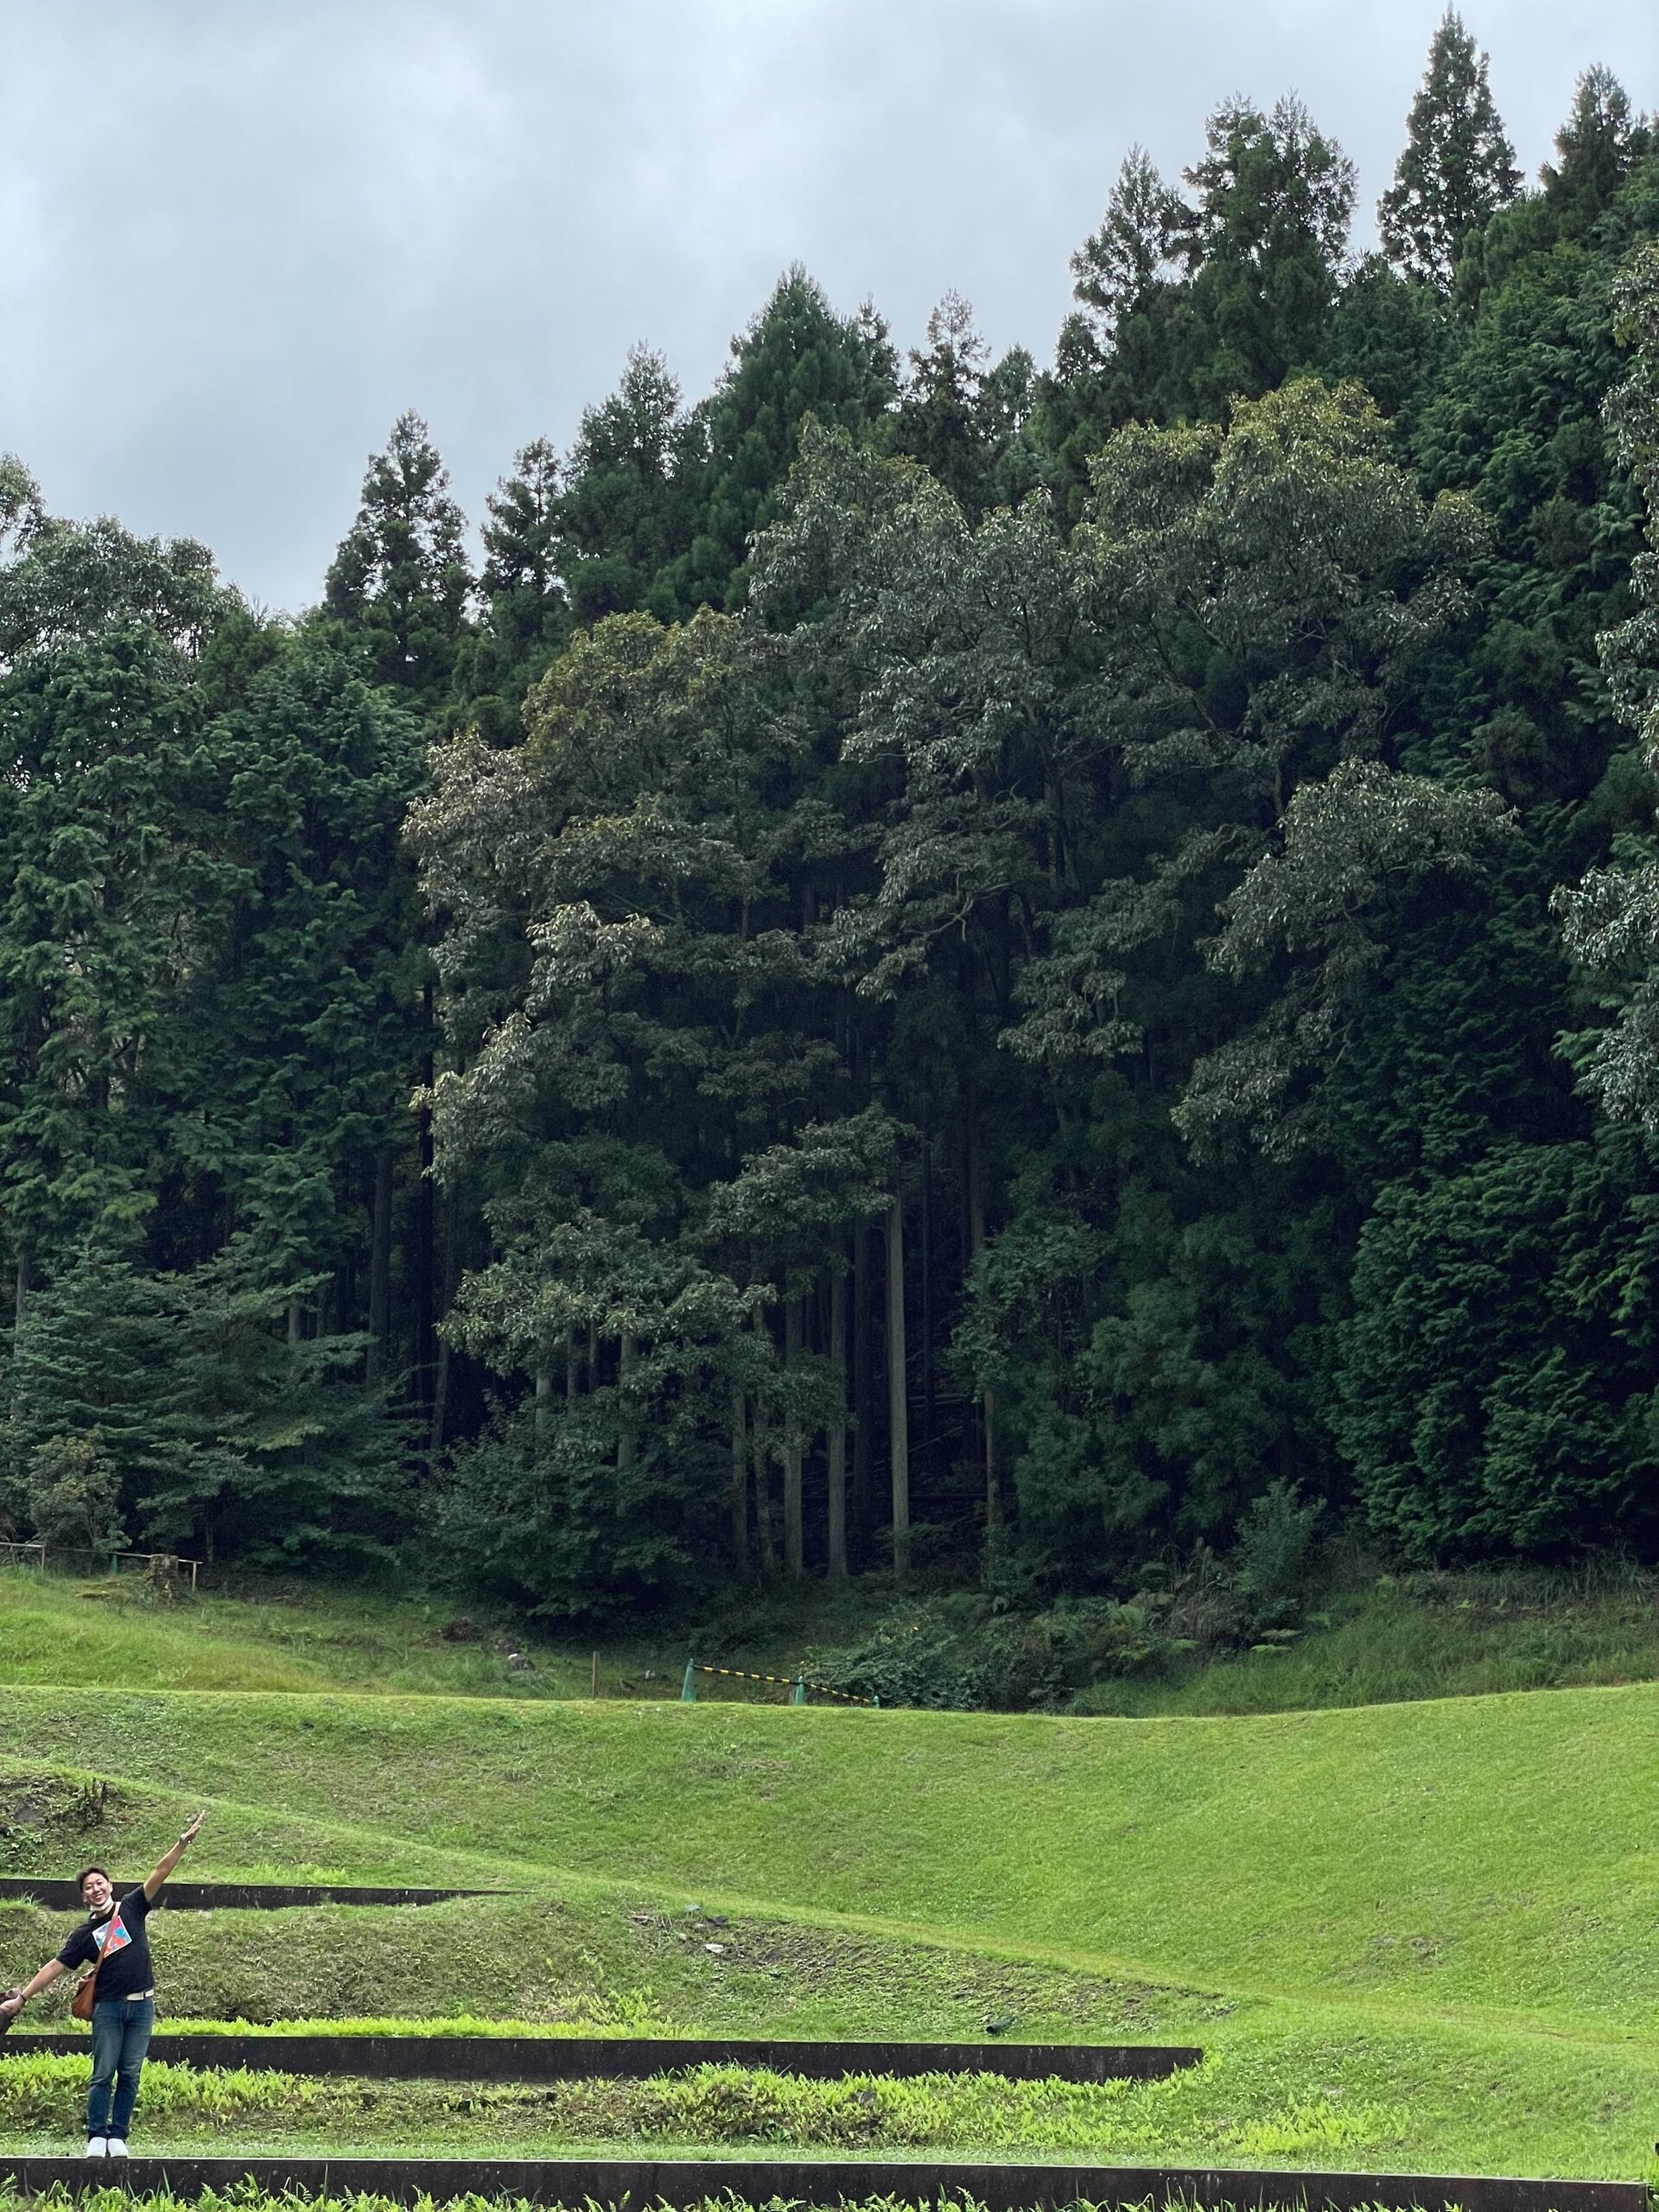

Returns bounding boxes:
[463,437,570,736]
[556,346,702,625]
[5,1226,188,1539]
[684,268,897,610]
[1177,95,1357,406]
[1542,67,1648,232]
[325,411,472,704]
[893,292,992,512]
[1378,10,1521,289]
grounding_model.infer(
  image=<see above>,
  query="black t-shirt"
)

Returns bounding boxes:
[56,1887,155,2000]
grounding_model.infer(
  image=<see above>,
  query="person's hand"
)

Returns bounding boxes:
[178,1810,206,1847]
[0,1995,23,2020]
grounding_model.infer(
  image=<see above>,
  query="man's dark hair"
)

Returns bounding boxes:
[75,1866,110,1897]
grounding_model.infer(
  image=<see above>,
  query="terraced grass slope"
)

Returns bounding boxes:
[2,1852,1656,2179]
[2,1586,1656,2179]
[2,1680,1652,2032]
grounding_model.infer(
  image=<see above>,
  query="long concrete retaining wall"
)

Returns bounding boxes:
[0,1878,505,1911]
[8,2033,1201,2084]
[0,2155,1642,2212]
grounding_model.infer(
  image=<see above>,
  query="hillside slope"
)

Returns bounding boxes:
[3,1680,1653,2032]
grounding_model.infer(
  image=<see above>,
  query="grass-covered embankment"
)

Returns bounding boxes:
[1084,1569,1659,1716]
[17,1565,1659,1720]
[0,2023,1650,2176]
[0,1891,1196,2042]
[0,1575,607,1700]
[4,1680,1657,2033]
[5,1581,1659,2177]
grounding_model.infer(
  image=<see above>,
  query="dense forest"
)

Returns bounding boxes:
[4,16,1659,1637]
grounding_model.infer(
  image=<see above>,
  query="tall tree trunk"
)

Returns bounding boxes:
[920,1117,935,1466]
[429,1171,462,1458]
[886,1191,911,1584]
[617,1332,636,1477]
[366,1145,393,1384]
[534,1367,552,1447]
[416,980,437,1425]
[968,1118,998,1532]
[784,1294,804,1577]
[851,1217,874,1549]
[753,1395,777,1579]
[827,1263,849,1580]
[565,1326,579,1401]
[730,1388,750,1573]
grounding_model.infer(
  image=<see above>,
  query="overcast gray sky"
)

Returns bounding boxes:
[4,1,1655,612]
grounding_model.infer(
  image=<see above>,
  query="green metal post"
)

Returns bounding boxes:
[792,1671,806,1706]
[681,1660,697,1702]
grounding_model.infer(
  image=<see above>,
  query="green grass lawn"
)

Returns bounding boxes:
[1090,1570,1659,1717]
[0,2026,1640,2172]
[0,2012,1654,2177]
[0,1571,616,1700]
[16,1562,1659,1719]
[0,1889,1202,2042]
[4,1679,1656,2033]
[0,1567,885,1708]
[4,1579,1659,2180]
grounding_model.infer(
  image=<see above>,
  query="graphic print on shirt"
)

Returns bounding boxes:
[93,1912,130,1959]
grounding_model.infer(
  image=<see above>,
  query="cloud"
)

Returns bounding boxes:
[3,0,1653,608]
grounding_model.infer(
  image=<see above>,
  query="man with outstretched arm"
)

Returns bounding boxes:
[0,1809,206,2158]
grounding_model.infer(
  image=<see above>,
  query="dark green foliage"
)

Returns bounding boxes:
[324,410,472,703]
[149,1244,410,1565]
[5,1226,404,1565]
[1377,10,1520,289]
[552,275,897,629]
[1175,95,1357,410]
[1558,242,1659,1128]
[1044,98,1358,493]
[891,293,1043,518]
[184,627,428,1281]
[461,437,571,741]
[437,1403,715,1625]
[1338,1137,1659,1560]
[1224,1480,1324,1631]
[0,533,238,1271]
[5,1227,188,1536]
[25,1434,125,1555]
[805,1604,985,1709]
[1319,253,1454,434]
[686,266,897,610]
[556,345,702,625]
[7,39,1659,1611]
[1542,67,1653,236]
[1414,198,1650,804]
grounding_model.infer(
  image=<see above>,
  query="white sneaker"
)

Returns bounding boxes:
[106,2139,129,2158]
[85,2138,108,2158]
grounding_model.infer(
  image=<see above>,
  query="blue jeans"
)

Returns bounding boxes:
[88,1997,153,2141]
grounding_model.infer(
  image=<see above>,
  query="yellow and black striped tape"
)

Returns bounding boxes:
[693,1664,876,1707]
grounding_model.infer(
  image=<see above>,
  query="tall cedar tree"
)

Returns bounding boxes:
[1378,10,1521,289]
[325,411,473,704]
